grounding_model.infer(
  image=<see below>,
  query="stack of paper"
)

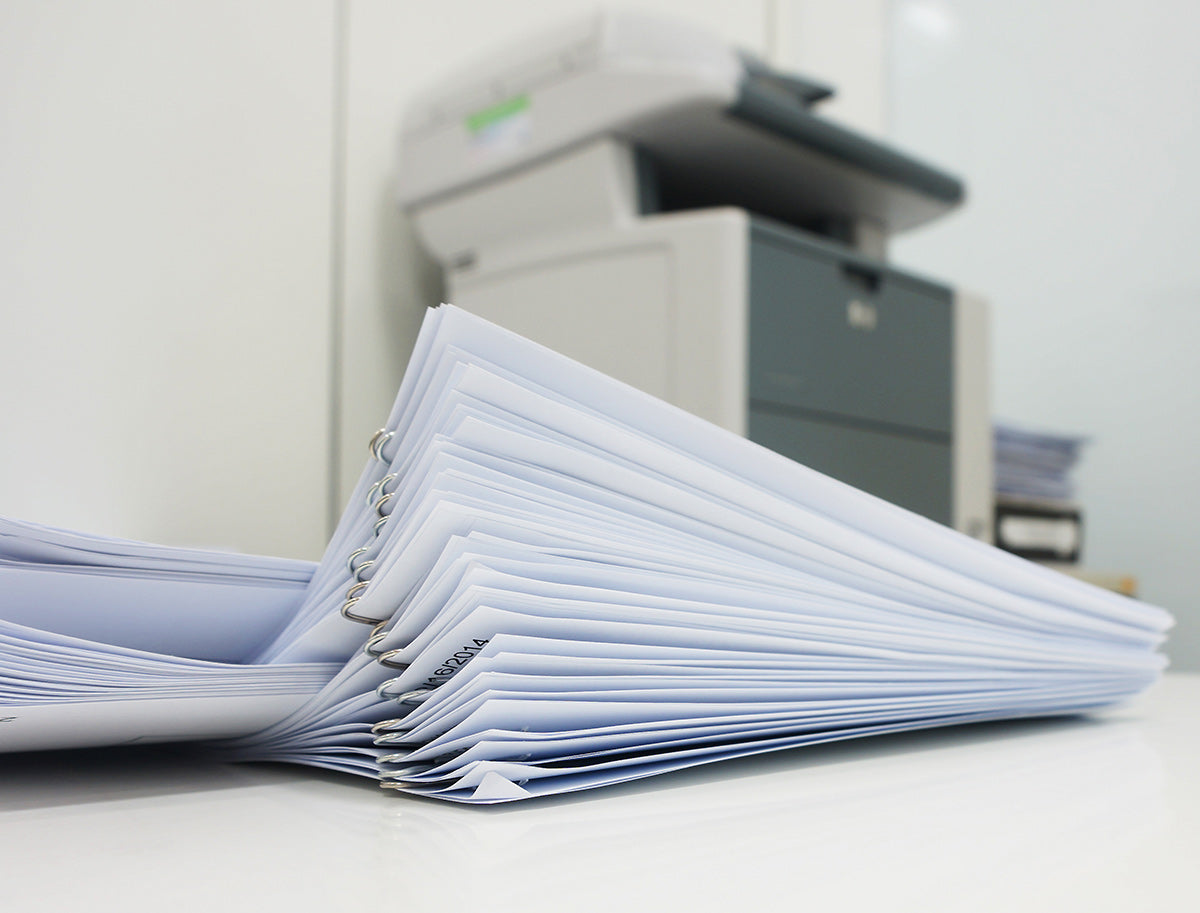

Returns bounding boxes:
[994,422,1088,504]
[0,518,335,751]
[0,307,1172,803]
[993,422,1091,563]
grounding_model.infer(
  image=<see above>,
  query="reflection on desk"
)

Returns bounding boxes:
[1,674,1196,913]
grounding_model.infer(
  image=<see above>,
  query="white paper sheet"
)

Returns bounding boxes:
[0,305,1174,801]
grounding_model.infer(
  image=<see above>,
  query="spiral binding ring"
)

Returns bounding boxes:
[366,476,385,505]
[371,491,394,537]
[373,491,394,517]
[396,688,429,704]
[375,753,417,767]
[376,677,405,700]
[370,718,407,735]
[341,595,389,625]
[367,479,396,508]
[366,472,397,506]
[363,620,388,650]
[353,559,374,581]
[345,579,370,600]
[363,632,387,658]
[373,731,421,747]
[376,679,432,703]
[363,630,389,655]
[346,546,370,574]
[377,647,408,669]
[376,762,431,778]
[369,428,395,462]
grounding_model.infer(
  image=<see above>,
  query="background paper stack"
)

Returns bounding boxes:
[993,422,1087,568]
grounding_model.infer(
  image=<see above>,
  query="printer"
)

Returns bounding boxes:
[397,9,992,538]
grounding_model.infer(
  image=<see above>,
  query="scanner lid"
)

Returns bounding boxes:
[397,8,963,235]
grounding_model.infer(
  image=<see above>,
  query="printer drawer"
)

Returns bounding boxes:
[748,223,953,436]
[748,408,952,525]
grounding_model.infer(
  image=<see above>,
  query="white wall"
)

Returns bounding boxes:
[770,0,890,136]
[887,0,1200,668]
[0,1,336,559]
[0,1,772,558]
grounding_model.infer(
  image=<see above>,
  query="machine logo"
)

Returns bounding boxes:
[846,299,878,331]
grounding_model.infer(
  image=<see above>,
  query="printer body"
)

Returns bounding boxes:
[398,10,992,538]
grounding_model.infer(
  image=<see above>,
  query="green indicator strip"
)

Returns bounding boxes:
[466,95,530,133]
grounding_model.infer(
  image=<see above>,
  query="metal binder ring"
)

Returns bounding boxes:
[376,677,406,700]
[346,546,370,574]
[375,753,424,767]
[373,732,418,747]
[345,579,370,600]
[378,763,430,777]
[373,515,390,536]
[363,629,388,655]
[373,491,394,517]
[366,477,384,504]
[354,559,375,582]
[366,472,397,506]
[341,596,389,625]
[370,718,408,735]
[377,648,409,669]
[364,633,387,658]
[369,428,395,462]
[376,683,430,705]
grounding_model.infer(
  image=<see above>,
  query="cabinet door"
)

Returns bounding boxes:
[748,224,954,524]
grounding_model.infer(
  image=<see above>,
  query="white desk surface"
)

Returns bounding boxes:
[2,673,1196,912]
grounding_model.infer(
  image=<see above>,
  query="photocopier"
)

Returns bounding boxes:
[396,8,992,539]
